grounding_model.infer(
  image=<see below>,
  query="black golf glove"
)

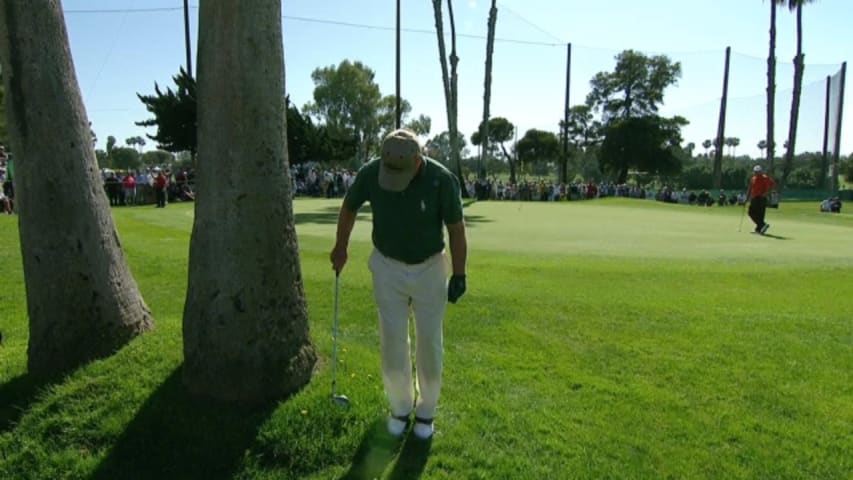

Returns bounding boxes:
[447,274,466,303]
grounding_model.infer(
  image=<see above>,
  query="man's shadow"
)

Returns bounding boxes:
[339,418,431,479]
[761,233,789,240]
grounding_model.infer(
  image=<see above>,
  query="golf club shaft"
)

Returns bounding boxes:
[331,271,340,396]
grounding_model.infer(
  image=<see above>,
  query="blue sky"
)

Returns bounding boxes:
[62,0,851,159]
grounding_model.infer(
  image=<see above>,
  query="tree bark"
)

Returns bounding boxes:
[184,0,316,404]
[0,0,153,377]
[433,0,466,195]
[767,1,777,173]
[479,0,497,180]
[781,3,805,191]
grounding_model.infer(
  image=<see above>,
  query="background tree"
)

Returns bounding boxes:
[426,130,470,166]
[516,129,560,176]
[599,116,685,183]
[405,114,432,137]
[471,117,516,182]
[184,0,316,404]
[140,149,175,166]
[702,139,713,157]
[432,0,466,195]
[0,0,152,377]
[136,68,198,158]
[562,105,603,151]
[303,60,383,162]
[125,135,146,154]
[111,147,140,171]
[586,50,682,123]
[779,0,817,190]
[105,135,117,167]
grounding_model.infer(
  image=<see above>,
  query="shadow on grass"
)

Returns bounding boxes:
[0,373,56,434]
[338,417,403,479]
[294,203,492,228]
[761,233,789,240]
[338,417,432,480]
[295,207,372,226]
[90,366,275,480]
[385,434,432,480]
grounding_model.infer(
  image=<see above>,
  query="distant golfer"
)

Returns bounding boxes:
[330,128,468,440]
[748,164,776,234]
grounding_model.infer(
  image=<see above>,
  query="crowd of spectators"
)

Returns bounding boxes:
[100,166,195,207]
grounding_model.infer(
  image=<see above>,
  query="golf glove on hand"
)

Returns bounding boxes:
[447,274,466,303]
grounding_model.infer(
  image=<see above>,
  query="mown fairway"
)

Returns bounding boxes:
[1,197,851,479]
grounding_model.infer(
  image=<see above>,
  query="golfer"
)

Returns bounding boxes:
[748,164,776,234]
[330,128,467,440]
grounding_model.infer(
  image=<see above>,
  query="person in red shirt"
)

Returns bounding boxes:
[748,164,776,234]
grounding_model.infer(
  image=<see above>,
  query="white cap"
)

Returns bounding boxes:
[753,165,763,172]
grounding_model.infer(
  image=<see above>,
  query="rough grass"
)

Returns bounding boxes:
[1,197,851,479]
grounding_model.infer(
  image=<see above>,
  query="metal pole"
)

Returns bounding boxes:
[183,0,193,77]
[395,0,401,129]
[830,62,846,194]
[821,75,831,190]
[562,43,571,184]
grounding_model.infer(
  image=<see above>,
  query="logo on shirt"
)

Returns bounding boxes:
[420,200,426,212]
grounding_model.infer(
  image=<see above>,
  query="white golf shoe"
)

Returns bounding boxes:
[413,417,434,440]
[387,415,408,437]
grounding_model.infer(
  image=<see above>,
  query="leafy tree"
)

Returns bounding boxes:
[111,147,140,171]
[136,68,197,157]
[516,129,560,176]
[0,0,152,376]
[376,94,413,139]
[599,116,684,183]
[471,117,517,182]
[140,149,174,166]
[586,50,682,123]
[125,135,146,153]
[405,114,432,137]
[303,60,383,161]
[184,0,316,404]
[562,105,603,150]
[426,130,470,166]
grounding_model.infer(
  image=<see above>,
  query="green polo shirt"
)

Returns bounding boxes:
[344,157,463,264]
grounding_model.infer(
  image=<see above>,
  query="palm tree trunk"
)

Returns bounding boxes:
[781,3,805,190]
[479,0,497,180]
[184,0,316,404]
[767,1,777,172]
[432,0,466,196]
[0,0,153,377]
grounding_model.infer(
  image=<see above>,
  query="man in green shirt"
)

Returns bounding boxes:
[330,128,467,440]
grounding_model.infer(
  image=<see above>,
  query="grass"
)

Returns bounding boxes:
[1,197,852,479]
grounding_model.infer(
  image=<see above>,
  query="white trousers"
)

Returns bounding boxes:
[368,248,448,419]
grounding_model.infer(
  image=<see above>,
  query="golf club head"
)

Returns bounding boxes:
[331,394,350,406]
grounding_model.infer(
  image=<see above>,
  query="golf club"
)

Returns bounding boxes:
[738,185,751,232]
[330,270,350,406]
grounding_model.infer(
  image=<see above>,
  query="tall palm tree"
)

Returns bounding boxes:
[780,0,816,190]
[766,0,778,174]
[183,0,316,404]
[0,0,153,377]
[478,0,498,180]
[432,0,466,195]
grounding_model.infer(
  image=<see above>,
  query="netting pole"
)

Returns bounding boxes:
[821,75,831,191]
[830,62,847,194]
[713,46,731,190]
